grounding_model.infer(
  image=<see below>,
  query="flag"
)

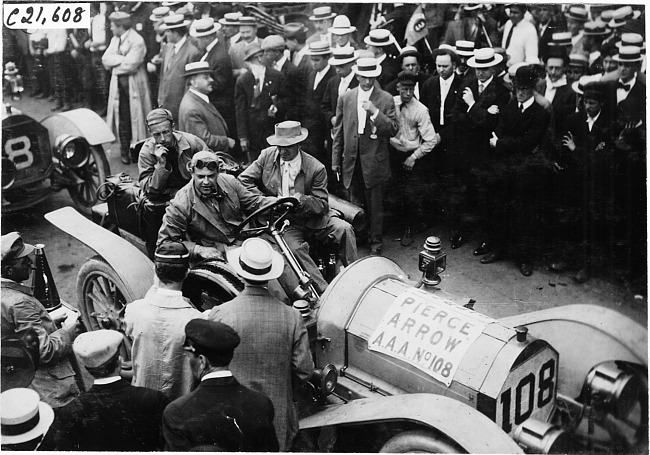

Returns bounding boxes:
[404,4,428,46]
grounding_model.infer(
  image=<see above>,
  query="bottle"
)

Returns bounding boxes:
[32,244,62,311]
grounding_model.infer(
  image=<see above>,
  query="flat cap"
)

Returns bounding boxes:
[155,241,189,264]
[185,319,240,355]
[261,35,286,51]
[1,232,35,263]
[73,330,123,368]
[244,43,263,61]
[146,108,174,126]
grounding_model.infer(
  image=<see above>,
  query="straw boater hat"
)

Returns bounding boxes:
[550,32,572,47]
[149,6,170,22]
[583,21,610,36]
[454,40,475,57]
[238,16,257,28]
[617,33,645,52]
[190,17,221,37]
[613,46,643,63]
[329,46,358,66]
[305,41,331,56]
[565,5,589,22]
[218,12,242,26]
[183,61,213,78]
[227,238,284,281]
[328,15,356,35]
[266,120,308,146]
[284,22,307,40]
[309,6,337,21]
[569,53,589,67]
[467,48,503,68]
[0,388,54,445]
[160,13,191,31]
[352,57,382,77]
[364,29,395,47]
[608,6,641,29]
[571,74,602,95]
[3,62,18,76]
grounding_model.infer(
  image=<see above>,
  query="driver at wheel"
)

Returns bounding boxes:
[157,150,321,300]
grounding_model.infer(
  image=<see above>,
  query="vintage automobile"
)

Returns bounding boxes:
[1,105,113,214]
[44,201,648,454]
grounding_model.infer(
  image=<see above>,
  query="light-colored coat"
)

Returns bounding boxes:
[103,28,153,145]
[178,90,231,153]
[332,86,399,189]
[208,286,313,451]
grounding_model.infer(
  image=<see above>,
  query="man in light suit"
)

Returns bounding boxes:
[157,13,201,122]
[209,237,313,451]
[332,57,399,255]
[179,62,235,153]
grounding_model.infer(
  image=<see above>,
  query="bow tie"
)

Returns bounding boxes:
[618,81,631,91]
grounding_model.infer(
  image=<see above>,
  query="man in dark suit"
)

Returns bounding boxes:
[542,48,576,134]
[582,21,609,76]
[284,22,311,78]
[604,45,645,122]
[302,41,337,166]
[209,237,313,451]
[485,65,551,276]
[190,17,237,150]
[158,13,201,122]
[384,47,432,98]
[162,319,279,451]
[42,330,169,451]
[364,29,400,89]
[322,46,359,135]
[179,62,235,153]
[534,4,563,62]
[332,57,399,255]
[451,48,510,252]
[235,43,286,163]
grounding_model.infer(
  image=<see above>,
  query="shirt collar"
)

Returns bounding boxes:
[316,64,331,77]
[281,151,302,169]
[619,73,637,89]
[274,54,288,71]
[479,75,494,88]
[94,376,122,385]
[520,96,535,111]
[174,35,187,53]
[587,110,601,122]
[0,277,33,295]
[358,86,374,100]
[205,36,219,53]
[202,370,233,381]
[156,287,183,296]
[376,53,387,65]
[189,88,210,104]
[546,75,567,88]
[229,32,241,45]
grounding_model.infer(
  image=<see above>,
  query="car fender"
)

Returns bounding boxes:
[40,108,115,147]
[45,206,153,302]
[300,394,523,454]
[501,304,648,398]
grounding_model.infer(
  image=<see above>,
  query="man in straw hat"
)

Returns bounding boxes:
[209,237,313,451]
[163,318,279,451]
[1,388,54,450]
[332,57,399,256]
[125,241,202,401]
[322,46,359,131]
[157,13,201,123]
[329,14,358,49]
[307,6,337,46]
[218,12,243,51]
[501,4,539,65]
[102,10,153,164]
[582,21,611,75]
[179,62,235,154]
[1,232,82,409]
[364,29,400,88]
[239,120,358,276]
[484,65,551,277]
[604,45,645,120]
[42,330,169,451]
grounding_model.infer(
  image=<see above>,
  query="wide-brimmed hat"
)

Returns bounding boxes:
[613,46,643,63]
[467,48,503,68]
[608,6,641,29]
[227,238,284,281]
[512,65,537,89]
[266,121,308,146]
[243,43,263,61]
[454,40,475,57]
[364,29,395,47]
[352,57,382,77]
[218,12,242,26]
[565,5,589,22]
[550,32,572,47]
[329,15,356,35]
[583,21,610,36]
[568,53,589,67]
[329,46,358,66]
[160,13,190,30]
[571,74,602,95]
[305,41,331,56]
[184,61,213,78]
[0,388,54,445]
[309,6,336,21]
[1,232,34,263]
[190,17,221,37]
[149,6,170,22]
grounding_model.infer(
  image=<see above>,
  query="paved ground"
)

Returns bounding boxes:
[3,93,647,326]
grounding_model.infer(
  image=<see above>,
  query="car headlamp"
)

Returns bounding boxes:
[55,134,90,169]
[584,363,641,420]
[2,157,17,189]
[310,364,338,397]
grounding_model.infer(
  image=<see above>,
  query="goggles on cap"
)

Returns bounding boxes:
[194,159,219,171]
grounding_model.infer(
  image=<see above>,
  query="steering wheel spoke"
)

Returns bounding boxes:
[234,197,299,239]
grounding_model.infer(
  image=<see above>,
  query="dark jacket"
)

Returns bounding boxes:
[420,73,463,144]
[162,376,279,451]
[321,74,359,128]
[201,34,236,134]
[158,39,201,122]
[42,379,169,451]
[377,56,400,89]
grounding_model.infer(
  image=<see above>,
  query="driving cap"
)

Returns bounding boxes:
[73,330,123,369]
[243,43,263,61]
[261,35,286,51]
[1,232,35,264]
[155,241,190,265]
[146,108,174,126]
[397,70,418,85]
[185,319,240,355]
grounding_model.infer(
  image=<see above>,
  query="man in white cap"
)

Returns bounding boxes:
[332,57,399,255]
[157,13,201,123]
[103,11,153,164]
[178,62,235,154]
[1,388,54,450]
[1,232,81,409]
[42,330,169,450]
[209,237,313,451]
[307,6,337,46]
[501,4,539,65]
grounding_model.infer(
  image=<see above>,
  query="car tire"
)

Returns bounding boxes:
[379,429,464,453]
[68,145,110,215]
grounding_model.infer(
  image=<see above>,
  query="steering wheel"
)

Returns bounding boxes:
[234,197,299,239]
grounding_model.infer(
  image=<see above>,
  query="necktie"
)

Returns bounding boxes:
[505,24,514,49]
[519,103,524,112]
[618,81,631,91]
[478,83,484,95]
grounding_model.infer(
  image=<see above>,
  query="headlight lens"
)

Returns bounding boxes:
[2,157,17,189]
[55,134,90,169]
